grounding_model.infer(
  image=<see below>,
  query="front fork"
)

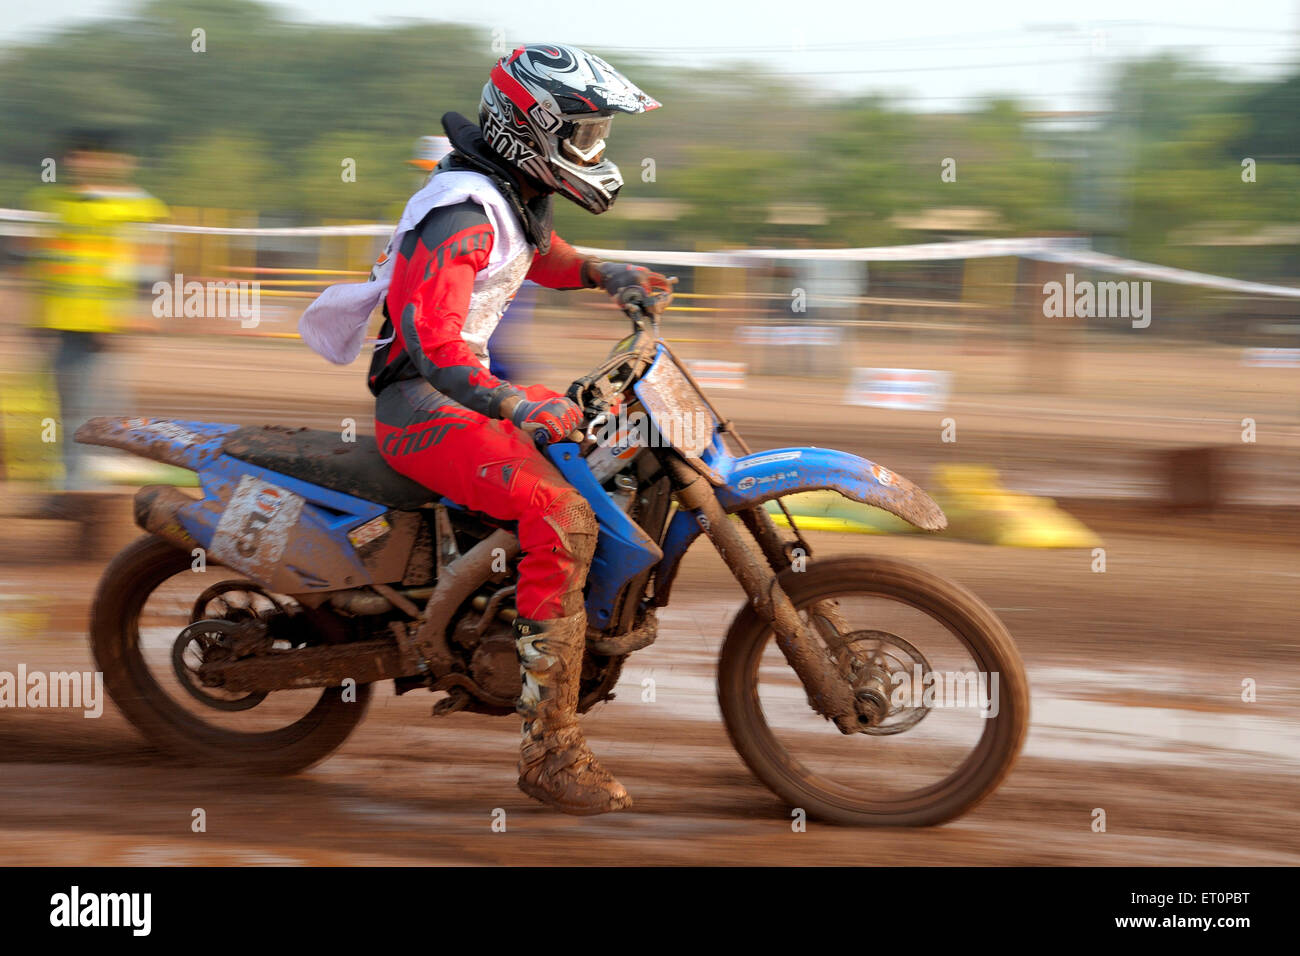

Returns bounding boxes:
[665,458,863,733]
[737,507,892,723]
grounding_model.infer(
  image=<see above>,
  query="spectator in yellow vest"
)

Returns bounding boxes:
[26,130,168,490]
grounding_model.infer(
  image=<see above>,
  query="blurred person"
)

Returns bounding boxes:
[408,134,454,186]
[25,130,167,492]
[301,44,669,814]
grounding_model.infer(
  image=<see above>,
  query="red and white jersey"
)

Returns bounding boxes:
[299,170,534,367]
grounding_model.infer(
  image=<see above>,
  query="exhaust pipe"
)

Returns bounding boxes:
[134,484,201,551]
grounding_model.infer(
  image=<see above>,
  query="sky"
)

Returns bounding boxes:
[3,0,1298,111]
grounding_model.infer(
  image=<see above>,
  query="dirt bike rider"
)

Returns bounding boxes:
[319,44,668,814]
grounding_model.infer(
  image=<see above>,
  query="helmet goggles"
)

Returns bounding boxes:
[561,115,613,165]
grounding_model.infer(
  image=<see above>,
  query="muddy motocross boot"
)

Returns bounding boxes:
[514,613,632,815]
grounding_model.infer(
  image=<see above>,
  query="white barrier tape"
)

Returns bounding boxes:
[570,236,1086,267]
[1026,247,1300,299]
[0,209,49,222]
[572,245,753,268]
[155,223,393,237]
[0,209,392,238]
[739,236,1086,262]
[3,208,1296,299]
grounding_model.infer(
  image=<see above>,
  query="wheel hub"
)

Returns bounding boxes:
[841,629,933,736]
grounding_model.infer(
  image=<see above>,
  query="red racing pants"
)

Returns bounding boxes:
[375,377,597,621]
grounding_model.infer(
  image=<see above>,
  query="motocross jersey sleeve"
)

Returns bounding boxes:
[526,231,597,290]
[377,201,520,416]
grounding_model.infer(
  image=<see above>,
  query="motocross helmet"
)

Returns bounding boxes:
[478,43,660,214]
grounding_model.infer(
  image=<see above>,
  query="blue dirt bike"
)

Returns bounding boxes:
[80,290,1027,825]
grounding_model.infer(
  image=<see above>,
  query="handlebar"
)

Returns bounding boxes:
[616,281,675,325]
[534,278,677,450]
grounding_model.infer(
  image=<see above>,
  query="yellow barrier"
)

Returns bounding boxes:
[0,368,61,484]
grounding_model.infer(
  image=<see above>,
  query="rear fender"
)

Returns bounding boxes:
[74,416,239,470]
[81,418,409,593]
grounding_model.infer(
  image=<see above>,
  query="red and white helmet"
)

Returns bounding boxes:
[479,43,660,214]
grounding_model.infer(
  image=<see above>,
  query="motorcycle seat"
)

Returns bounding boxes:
[222,424,434,511]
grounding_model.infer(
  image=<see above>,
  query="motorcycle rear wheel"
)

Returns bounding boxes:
[90,534,370,773]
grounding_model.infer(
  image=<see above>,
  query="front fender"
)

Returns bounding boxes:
[655,447,945,603]
[715,447,945,531]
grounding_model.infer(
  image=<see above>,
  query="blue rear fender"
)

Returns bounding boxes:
[74,416,238,470]
[77,416,397,593]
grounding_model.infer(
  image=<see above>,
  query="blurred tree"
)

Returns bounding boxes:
[158,134,276,211]
[1093,54,1300,276]
[0,0,1296,285]
[1233,73,1300,163]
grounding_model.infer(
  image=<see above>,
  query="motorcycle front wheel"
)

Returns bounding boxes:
[717,555,1028,826]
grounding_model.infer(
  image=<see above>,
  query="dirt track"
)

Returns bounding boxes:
[1,327,1297,864]
[2,505,1297,865]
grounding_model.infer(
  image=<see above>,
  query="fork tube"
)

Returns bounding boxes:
[738,507,793,572]
[739,508,856,656]
[665,457,857,727]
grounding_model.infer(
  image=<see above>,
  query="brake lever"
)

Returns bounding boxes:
[586,410,610,443]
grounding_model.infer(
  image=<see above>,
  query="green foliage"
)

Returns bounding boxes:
[0,0,1296,282]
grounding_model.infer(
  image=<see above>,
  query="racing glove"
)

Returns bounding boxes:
[510,394,585,444]
[586,261,672,311]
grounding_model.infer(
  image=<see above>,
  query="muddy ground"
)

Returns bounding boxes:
[2,501,1296,865]
[0,331,1296,864]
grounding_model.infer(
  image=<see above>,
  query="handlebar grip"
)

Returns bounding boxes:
[527,425,585,449]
